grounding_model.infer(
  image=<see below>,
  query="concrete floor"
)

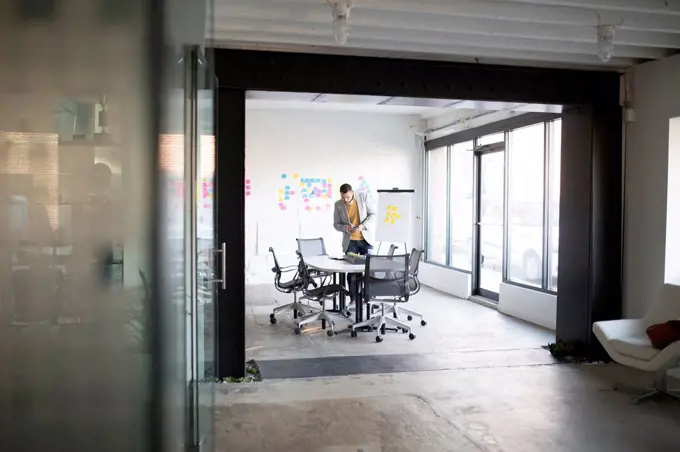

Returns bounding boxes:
[213,284,680,452]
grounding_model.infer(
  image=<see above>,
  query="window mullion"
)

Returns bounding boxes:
[542,122,551,290]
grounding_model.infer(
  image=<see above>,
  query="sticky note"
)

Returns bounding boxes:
[315,206,321,211]
[278,197,283,202]
[278,189,283,194]
[245,191,251,196]
[284,196,290,200]
[304,198,309,203]
[285,185,290,189]
[328,178,332,182]
[384,218,389,223]
[245,179,250,184]
[293,174,299,179]
[358,175,363,180]
[290,190,295,195]
[390,220,395,224]
[307,183,311,187]
[281,174,287,179]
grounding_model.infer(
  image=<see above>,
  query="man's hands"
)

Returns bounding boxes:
[344,224,365,232]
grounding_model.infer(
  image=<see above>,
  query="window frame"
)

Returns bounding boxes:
[423,115,561,296]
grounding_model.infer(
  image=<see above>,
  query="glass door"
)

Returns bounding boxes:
[186,46,218,451]
[474,144,505,300]
[195,48,218,450]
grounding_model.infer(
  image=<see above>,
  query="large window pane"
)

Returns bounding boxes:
[426,147,448,264]
[548,120,561,291]
[507,123,545,286]
[449,141,473,270]
[479,151,505,294]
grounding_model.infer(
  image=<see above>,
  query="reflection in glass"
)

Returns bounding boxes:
[479,151,504,294]
[507,123,545,286]
[449,141,473,270]
[548,120,561,291]
[426,147,448,264]
[477,132,505,147]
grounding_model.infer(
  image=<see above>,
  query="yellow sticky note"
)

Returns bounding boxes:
[300,182,305,187]
[278,189,283,194]
[328,177,332,182]
[278,197,283,202]
[395,214,401,219]
[293,173,299,179]
[390,220,395,224]
[384,218,390,223]
[387,205,392,210]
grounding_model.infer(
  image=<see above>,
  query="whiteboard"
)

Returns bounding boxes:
[376,190,413,245]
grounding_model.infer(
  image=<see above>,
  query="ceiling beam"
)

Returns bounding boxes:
[213,17,672,59]
[211,30,639,68]
[491,0,680,15]
[212,6,680,48]
[252,0,680,32]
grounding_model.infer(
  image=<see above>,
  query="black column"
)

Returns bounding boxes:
[216,88,246,378]
[556,106,623,359]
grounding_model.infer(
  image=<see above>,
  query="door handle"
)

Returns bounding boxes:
[205,242,227,290]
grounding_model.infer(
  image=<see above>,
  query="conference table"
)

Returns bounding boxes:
[304,255,368,323]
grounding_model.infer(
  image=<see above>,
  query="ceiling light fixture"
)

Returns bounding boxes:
[597,25,616,63]
[329,0,351,45]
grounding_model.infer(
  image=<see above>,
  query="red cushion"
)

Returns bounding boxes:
[646,320,680,350]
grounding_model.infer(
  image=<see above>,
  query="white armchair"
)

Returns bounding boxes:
[593,283,680,404]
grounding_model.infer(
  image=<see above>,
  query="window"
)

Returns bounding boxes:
[477,132,505,147]
[449,141,474,270]
[424,117,561,295]
[426,147,448,264]
[548,120,561,291]
[507,123,545,286]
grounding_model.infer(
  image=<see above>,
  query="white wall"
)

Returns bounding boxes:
[498,282,556,330]
[419,263,471,299]
[245,109,424,284]
[624,54,680,318]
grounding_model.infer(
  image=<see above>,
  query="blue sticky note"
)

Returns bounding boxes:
[284,196,290,200]
[285,185,290,189]
[281,173,287,179]
[301,178,307,183]
[315,178,320,183]
[302,188,307,192]
[322,189,327,193]
[307,183,311,187]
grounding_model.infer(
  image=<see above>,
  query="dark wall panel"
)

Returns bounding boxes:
[216,88,246,379]
[556,106,623,358]
[214,49,620,107]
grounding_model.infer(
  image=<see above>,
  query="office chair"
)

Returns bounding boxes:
[295,250,349,337]
[296,237,327,256]
[349,244,398,318]
[382,248,426,326]
[268,247,316,325]
[296,237,332,280]
[350,253,416,342]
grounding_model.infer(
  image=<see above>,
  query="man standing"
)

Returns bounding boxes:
[333,183,376,304]
[333,183,376,255]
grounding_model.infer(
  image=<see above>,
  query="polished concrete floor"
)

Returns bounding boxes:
[213,284,680,452]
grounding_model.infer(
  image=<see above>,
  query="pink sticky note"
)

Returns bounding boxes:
[245,179,250,184]
[315,206,321,211]
[290,190,295,195]
[245,191,251,196]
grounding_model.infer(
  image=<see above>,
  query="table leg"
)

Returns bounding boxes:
[339,273,347,311]
[354,273,362,323]
[333,273,338,311]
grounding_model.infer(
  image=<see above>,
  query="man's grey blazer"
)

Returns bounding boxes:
[333,191,377,252]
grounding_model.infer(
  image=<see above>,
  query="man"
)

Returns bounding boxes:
[333,183,376,303]
[333,183,376,255]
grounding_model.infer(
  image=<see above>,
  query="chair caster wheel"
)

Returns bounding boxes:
[326,330,334,337]
[351,330,358,338]
[421,320,427,326]
[401,328,408,334]
[344,311,351,318]
[269,313,275,319]
[375,336,383,343]
[270,317,277,324]
[294,327,301,335]
[407,315,413,321]
[409,333,416,340]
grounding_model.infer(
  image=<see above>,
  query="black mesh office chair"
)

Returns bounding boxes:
[268,247,315,324]
[295,250,349,337]
[382,248,426,326]
[350,253,416,342]
[296,237,332,280]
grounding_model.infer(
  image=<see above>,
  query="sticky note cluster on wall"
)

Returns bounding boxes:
[245,179,251,197]
[384,205,401,224]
